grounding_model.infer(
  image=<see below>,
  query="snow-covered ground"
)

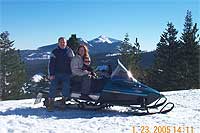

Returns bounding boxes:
[0,89,199,133]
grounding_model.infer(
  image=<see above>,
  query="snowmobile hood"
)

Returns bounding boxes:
[107,59,160,96]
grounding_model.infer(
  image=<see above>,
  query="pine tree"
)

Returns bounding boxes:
[129,38,142,79]
[0,31,14,100]
[0,31,27,100]
[67,34,79,53]
[148,22,180,91]
[179,10,200,89]
[119,33,142,79]
[119,33,133,67]
[0,45,2,100]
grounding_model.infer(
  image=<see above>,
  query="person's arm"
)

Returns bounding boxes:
[71,56,89,76]
[68,48,75,60]
[48,51,56,79]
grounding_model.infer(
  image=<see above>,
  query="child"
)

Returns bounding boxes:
[82,56,96,77]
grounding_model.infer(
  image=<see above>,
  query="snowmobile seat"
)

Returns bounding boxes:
[70,76,107,94]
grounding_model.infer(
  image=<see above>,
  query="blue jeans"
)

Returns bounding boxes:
[48,73,70,98]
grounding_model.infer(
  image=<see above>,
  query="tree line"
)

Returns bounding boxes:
[120,10,199,91]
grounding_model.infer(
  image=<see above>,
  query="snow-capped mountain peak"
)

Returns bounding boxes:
[93,35,112,44]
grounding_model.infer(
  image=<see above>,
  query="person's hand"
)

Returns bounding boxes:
[83,70,91,75]
[92,72,97,77]
[49,75,55,80]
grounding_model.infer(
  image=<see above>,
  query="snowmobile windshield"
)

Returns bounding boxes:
[111,59,138,82]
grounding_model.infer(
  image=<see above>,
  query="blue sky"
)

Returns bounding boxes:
[0,0,199,51]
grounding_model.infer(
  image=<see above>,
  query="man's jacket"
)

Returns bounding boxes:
[49,46,74,76]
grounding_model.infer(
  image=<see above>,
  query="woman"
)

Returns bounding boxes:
[70,44,92,100]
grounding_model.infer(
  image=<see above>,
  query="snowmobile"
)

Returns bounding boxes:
[32,59,174,115]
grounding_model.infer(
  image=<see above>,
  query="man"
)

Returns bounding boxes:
[48,37,74,111]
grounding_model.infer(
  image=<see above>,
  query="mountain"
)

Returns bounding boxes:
[88,35,122,54]
[38,43,57,52]
[89,35,120,44]
[20,35,122,61]
[35,35,122,55]
[0,89,199,132]
[78,38,93,47]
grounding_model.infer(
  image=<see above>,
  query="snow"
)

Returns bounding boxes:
[26,57,49,60]
[95,35,112,44]
[79,38,89,44]
[106,53,121,57]
[0,89,199,133]
[25,52,51,60]
[31,73,44,82]
[28,53,36,57]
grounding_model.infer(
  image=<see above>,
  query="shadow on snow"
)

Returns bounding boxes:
[0,107,134,119]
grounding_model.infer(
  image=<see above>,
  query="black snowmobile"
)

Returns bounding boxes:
[31,59,174,115]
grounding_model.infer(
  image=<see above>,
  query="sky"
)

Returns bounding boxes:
[0,0,199,51]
